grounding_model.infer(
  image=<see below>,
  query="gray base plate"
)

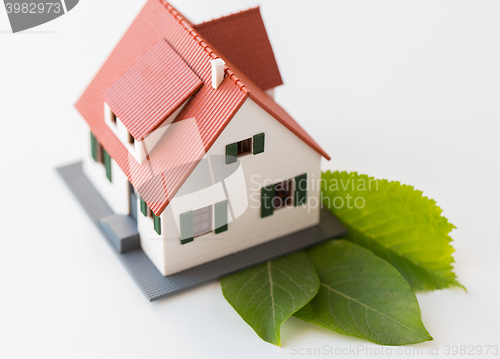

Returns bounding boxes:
[57,161,347,301]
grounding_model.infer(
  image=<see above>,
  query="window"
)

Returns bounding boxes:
[110,111,117,125]
[237,138,252,156]
[91,131,111,182]
[127,131,135,145]
[104,103,117,126]
[273,179,293,209]
[226,133,265,164]
[192,205,213,237]
[140,197,161,235]
[179,201,228,245]
[261,174,308,218]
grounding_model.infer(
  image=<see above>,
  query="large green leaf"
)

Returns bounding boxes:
[295,240,432,345]
[221,251,319,346]
[321,171,462,291]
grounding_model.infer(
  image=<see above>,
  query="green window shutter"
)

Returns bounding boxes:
[261,185,274,218]
[140,197,148,217]
[153,213,161,235]
[294,173,308,206]
[180,211,194,244]
[90,132,98,162]
[103,149,112,182]
[226,143,237,164]
[214,200,228,234]
[253,133,265,155]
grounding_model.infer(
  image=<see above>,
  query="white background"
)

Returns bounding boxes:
[1,0,499,358]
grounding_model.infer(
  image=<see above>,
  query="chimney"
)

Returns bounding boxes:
[211,58,225,89]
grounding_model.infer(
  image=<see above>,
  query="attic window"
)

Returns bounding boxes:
[237,138,252,156]
[110,111,117,125]
[127,131,135,145]
[225,133,265,164]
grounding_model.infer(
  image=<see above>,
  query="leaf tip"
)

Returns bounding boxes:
[448,279,467,292]
[264,335,281,347]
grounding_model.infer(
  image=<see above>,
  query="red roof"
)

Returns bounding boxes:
[75,0,329,216]
[193,7,283,92]
[102,39,203,141]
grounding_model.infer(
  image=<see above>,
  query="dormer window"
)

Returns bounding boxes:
[225,133,265,164]
[104,103,138,155]
[237,138,252,156]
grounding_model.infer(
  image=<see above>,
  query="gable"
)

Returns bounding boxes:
[193,7,283,91]
[215,98,324,164]
[171,97,322,213]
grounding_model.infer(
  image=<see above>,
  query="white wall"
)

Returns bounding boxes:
[82,128,130,216]
[137,203,166,275]
[157,99,323,275]
[84,125,167,273]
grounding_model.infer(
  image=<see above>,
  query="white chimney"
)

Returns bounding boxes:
[211,58,225,89]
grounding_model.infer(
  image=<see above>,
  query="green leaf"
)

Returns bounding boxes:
[221,251,320,346]
[295,240,432,345]
[321,171,463,291]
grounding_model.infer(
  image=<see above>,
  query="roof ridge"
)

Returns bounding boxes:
[159,0,249,94]
[194,6,260,29]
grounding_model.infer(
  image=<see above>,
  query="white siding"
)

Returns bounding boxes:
[136,203,166,275]
[157,99,323,275]
[83,127,167,273]
[82,129,129,215]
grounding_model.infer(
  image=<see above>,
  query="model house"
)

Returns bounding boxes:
[75,0,330,277]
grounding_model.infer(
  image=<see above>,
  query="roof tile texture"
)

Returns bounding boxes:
[194,7,283,91]
[102,39,203,141]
